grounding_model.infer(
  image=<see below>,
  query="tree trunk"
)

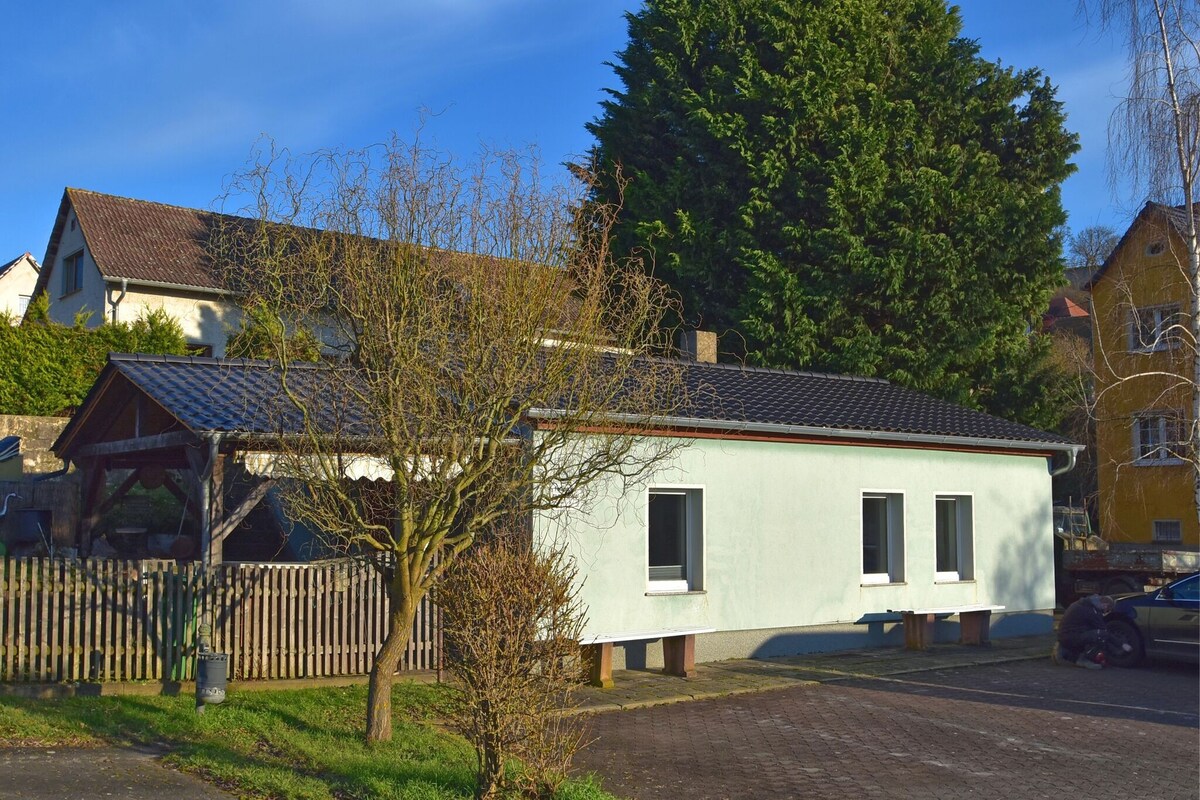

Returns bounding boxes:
[365,583,420,743]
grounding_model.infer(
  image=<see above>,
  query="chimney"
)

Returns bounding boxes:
[678,330,718,364]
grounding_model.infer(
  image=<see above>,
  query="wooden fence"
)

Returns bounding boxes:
[0,557,439,683]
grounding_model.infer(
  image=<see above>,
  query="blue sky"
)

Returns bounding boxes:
[1,1,1130,263]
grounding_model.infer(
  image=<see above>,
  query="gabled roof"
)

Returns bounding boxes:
[0,252,39,280]
[1087,201,1199,290]
[54,353,1077,458]
[37,188,236,295]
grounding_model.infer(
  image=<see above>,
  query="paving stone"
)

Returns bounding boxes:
[575,655,1199,800]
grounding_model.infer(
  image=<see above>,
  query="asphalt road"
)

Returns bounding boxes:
[575,658,1200,800]
[0,745,234,800]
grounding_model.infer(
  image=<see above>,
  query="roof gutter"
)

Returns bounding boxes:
[1048,446,1079,477]
[528,408,1084,457]
[104,276,237,298]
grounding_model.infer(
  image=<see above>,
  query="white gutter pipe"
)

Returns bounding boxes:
[529,408,1084,460]
[107,278,128,323]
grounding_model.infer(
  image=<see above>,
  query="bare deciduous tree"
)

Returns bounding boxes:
[1067,225,1120,270]
[211,136,686,742]
[1083,0,1199,523]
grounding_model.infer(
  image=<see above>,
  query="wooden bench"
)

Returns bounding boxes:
[580,627,715,688]
[886,604,1004,651]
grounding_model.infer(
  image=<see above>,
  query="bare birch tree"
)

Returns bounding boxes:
[211,137,686,742]
[1084,0,1199,523]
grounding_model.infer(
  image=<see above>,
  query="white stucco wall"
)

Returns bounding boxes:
[45,210,107,325]
[535,435,1055,657]
[0,255,40,320]
[110,288,241,357]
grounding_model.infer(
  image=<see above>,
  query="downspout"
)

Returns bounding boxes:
[108,278,128,323]
[33,459,71,482]
[1048,447,1080,477]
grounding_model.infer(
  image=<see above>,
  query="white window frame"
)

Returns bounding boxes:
[934,494,975,582]
[861,491,905,585]
[1128,304,1182,353]
[1152,519,1182,544]
[1133,412,1187,464]
[646,485,704,594]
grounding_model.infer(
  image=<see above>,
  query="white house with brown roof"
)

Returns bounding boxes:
[0,252,40,322]
[31,188,241,355]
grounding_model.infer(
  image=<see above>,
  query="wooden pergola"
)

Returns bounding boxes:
[54,355,283,565]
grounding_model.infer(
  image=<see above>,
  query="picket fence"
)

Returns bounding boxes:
[0,557,439,683]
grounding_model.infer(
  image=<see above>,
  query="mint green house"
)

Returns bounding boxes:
[534,342,1081,670]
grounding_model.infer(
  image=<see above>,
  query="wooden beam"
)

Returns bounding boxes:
[160,473,202,523]
[78,458,108,555]
[74,430,196,459]
[94,470,142,518]
[212,479,276,544]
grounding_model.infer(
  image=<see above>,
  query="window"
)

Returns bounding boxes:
[1134,413,1188,462]
[648,488,702,592]
[1128,304,1182,352]
[16,295,30,316]
[1153,520,1182,544]
[61,250,84,296]
[862,492,904,584]
[935,495,974,581]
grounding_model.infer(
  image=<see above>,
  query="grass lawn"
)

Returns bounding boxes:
[0,682,615,800]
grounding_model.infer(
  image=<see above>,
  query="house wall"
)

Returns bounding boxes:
[0,256,40,320]
[111,287,241,357]
[43,206,240,356]
[1090,217,1196,545]
[535,435,1055,666]
[45,210,108,325]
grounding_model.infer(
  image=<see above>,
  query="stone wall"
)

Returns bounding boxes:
[0,415,71,476]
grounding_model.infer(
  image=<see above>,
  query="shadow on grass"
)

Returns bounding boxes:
[0,683,480,800]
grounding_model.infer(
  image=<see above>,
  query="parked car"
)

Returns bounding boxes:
[1104,572,1199,667]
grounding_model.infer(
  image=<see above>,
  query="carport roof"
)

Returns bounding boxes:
[54,352,1076,458]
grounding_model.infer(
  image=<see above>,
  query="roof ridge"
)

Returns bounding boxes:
[67,187,244,221]
[109,352,327,370]
[674,356,890,384]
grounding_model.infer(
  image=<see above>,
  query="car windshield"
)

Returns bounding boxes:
[1167,574,1199,602]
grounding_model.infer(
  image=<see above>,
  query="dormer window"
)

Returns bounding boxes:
[61,250,84,297]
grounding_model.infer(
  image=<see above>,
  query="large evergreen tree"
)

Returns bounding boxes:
[587,0,1078,427]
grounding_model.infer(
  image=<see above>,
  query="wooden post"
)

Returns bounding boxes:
[663,634,697,678]
[586,642,614,688]
[959,610,993,646]
[901,612,936,651]
[78,458,108,556]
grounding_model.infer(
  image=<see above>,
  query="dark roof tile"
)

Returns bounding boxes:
[67,353,1074,452]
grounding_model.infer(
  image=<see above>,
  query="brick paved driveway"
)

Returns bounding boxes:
[575,659,1199,799]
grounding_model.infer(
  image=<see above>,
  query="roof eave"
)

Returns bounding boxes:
[528,409,1081,455]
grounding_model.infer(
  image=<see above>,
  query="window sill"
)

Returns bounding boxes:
[645,589,706,597]
[1134,457,1188,467]
[860,581,905,588]
[933,579,976,585]
[59,290,81,299]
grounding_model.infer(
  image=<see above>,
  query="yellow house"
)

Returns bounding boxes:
[1089,202,1197,547]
